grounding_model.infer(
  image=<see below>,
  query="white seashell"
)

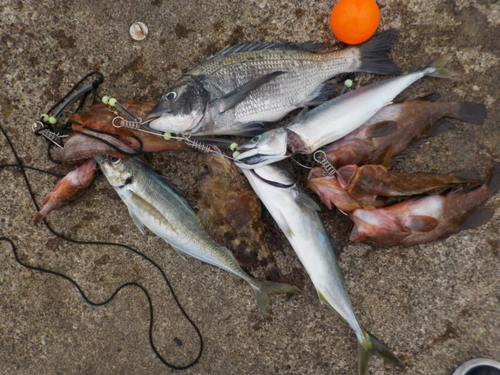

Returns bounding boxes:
[130,22,148,41]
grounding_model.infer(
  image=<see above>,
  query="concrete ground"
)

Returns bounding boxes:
[1,0,499,374]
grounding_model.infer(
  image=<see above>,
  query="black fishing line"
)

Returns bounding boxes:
[0,124,203,370]
[0,164,66,177]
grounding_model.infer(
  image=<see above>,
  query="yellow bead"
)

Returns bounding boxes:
[41,114,49,122]
[102,96,110,104]
[230,142,238,151]
[232,151,241,158]
[109,98,117,107]
[163,132,171,140]
[344,79,353,88]
[48,116,57,125]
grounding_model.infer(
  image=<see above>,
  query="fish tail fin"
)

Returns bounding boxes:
[357,29,400,75]
[485,162,500,197]
[452,102,488,125]
[249,280,300,318]
[358,329,403,375]
[424,54,454,78]
[450,169,481,183]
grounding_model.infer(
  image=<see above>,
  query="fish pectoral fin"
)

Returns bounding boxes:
[276,212,294,238]
[455,207,494,233]
[382,145,394,168]
[407,93,441,102]
[403,215,439,232]
[365,121,398,139]
[169,243,191,261]
[214,71,286,113]
[128,209,147,235]
[129,191,178,234]
[296,191,321,212]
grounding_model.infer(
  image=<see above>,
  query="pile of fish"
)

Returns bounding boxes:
[34,29,497,374]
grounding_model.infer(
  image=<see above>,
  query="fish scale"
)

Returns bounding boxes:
[95,155,299,317]
[148,30,399,136]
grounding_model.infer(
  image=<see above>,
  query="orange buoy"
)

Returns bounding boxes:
[330,0,380,44]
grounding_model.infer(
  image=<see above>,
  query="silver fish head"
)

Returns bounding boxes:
[94,155,134,189]
[235,128,289,169]
[146,79,210,133]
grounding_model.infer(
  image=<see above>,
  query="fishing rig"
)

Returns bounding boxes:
[1,73,205,370]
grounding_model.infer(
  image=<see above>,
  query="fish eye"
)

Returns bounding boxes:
[251,135,261,143]
[165,91,177,101]
[124,176,133,185]
[110,157,122,165]
[201,164,210,174]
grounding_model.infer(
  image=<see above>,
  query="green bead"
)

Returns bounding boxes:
[163,132,171,141]
[109,98,117,107]
[230,142,238,151]
[48,116,57,125]
[41,114,49,122]
[344,79,353,88]
[232,151,240,158]
[102,96,110,104]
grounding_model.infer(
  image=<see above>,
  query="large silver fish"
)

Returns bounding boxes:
[146,30,399,136]
[242,164,402,375]
[236,54,453,169]
[95,155,299,317]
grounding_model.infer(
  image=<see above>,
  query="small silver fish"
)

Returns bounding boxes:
[146,30,399,136]
[236,54,453,169]
[242,164,402,374]
[95,155,299,317]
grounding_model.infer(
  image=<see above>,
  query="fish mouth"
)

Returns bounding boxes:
[235,151,289,169]
[93,154,106,164]
[145,99,171,121]
[145,109,170,121]
[307,167,328,180]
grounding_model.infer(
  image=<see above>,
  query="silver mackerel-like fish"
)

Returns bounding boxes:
[236,54,453,169]
[242,164,402,375]
[146,30,399,136]
[95,155,299,317]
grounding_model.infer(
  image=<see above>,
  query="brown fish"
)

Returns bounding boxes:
[307,167,368,212]
[349,163,500,246]
[338,164,480,209]
[33,158,98,223]
[62,100,192,166]
[195,148,284,282]
[324,94,487,167]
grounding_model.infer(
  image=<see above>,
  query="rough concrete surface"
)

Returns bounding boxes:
[1,0,499,374]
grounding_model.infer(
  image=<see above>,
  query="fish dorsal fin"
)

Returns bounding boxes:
[215,71,286,113]
[365,121,398,139]
[296,191,321,212]
[128,208,147,235]
[382,145,393,168]
[170,243,191,261]
[208,41,327,60]
[129,191,178,234]
[455,207,494,233]
[404,215,439,232]
[407,93,441,102]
